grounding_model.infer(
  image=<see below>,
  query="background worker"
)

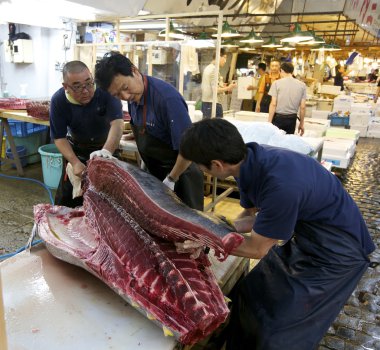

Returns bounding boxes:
[246,62,267,111]
[334,64,345,91]
[95,52,204,211]
[255,59,281,113]
[201,48,236,118]
[50,60,124,208]
[178,118,375,350]
[268,62,306,135]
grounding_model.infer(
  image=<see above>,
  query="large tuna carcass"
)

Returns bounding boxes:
[34,157,244,345]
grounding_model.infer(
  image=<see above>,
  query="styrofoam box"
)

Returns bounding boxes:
[350,126,368,137]
[311,110,330,119]
[323,137,356,157]
[368,117,380,132]
[234,111,269,122]
[367,130,380,138]
[333,96,353,113]
[322,139,352,158]
[237,76,256,100]
[350,112,371,126]
[325,128,360,141]
[350,103,374,114]
[322,154,351,169]
[320,85,341,95]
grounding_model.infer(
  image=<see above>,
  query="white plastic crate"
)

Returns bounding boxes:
[311,110,330,119]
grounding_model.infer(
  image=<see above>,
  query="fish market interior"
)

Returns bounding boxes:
[0,0,379,349]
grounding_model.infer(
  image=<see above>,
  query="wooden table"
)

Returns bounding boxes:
[0,110,49,176]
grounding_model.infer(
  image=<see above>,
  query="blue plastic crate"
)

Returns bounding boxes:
[5,119,48,137]
[328,115,350,126]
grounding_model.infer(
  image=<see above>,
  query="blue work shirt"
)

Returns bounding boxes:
[128,76,192,150]
[237,142,375,255]
[50,87,123,144]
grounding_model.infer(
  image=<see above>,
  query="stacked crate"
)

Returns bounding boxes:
[5,120,49,164]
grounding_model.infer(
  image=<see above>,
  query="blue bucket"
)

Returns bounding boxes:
[6,145,27,168]
[38,144,63,189]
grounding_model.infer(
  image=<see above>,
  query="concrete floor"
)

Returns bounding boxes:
[0,162,56,255]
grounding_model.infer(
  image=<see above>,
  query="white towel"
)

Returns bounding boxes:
[66,163,83,199]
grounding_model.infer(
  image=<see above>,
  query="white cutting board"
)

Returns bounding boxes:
[1,245,177,350]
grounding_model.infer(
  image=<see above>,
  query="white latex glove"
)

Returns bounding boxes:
[89,148,115,160]
[163,176,175,191]
[175,240,205,259]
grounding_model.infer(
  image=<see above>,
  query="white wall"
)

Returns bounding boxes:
[0,22,76,99]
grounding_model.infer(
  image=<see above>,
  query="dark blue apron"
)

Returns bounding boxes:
[225,220,371,350]
[54,134,105,208]
[130,76,204,211]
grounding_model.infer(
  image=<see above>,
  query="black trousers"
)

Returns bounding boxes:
[272,113,298,134]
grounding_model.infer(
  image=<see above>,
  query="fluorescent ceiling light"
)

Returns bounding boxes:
[138,9,150,15]
[0,0,99,28]
[184,39,215,48]
[119,20,166,30]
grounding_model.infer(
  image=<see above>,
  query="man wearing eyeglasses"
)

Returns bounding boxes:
[50,60,124,207]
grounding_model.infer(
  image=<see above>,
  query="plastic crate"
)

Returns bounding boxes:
[328,114,350,126]
[6,128,49,164]
[6,119,48,137]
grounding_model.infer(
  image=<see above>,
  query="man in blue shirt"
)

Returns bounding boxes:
[179,118,375,349]
[95,52,204,210]
[50,60,124,207]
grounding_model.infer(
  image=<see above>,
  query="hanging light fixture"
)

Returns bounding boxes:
[261,36,283,48]
[240,30,263,43]
[277,43,296,51]
[239,43,256,52]
[158,20,187,40]
[299,30,325,45]
[212,21,240,38]
[221,39,239,48]
[280,23,314,43]
[311,43,332,51]
[327,42,342,51]
[198,31,210,40]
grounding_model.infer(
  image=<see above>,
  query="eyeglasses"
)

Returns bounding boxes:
[67,80,95,93]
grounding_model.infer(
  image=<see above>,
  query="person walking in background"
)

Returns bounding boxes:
[50,60,124,208]
[334,64,345,91]
[201,48,236,118]
[268,62,306,135]
[246,62,267,112]
[95,52,204,210]
[255,59,281,113]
